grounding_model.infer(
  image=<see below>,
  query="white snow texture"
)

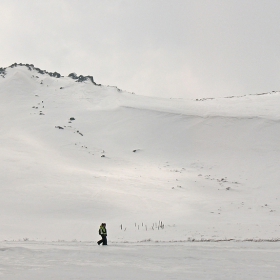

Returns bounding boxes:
[0,63,280,279]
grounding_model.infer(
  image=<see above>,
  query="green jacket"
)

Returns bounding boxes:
[99,225,107,236]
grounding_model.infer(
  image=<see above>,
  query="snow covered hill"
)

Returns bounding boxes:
[1,63,280,242]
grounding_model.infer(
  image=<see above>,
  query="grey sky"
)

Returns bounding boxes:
[1,0,280,99]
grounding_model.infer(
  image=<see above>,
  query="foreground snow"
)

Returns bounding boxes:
[0,241,280,279]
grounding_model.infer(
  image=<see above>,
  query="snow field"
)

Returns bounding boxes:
[1,64,280,278]
[1,241,280,280]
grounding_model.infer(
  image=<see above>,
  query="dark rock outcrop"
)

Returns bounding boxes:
[68,72,96,84]
[1,63,101,86]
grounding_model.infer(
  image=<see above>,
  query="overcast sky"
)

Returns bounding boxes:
[1,0,280,99]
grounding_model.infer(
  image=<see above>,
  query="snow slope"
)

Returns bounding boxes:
[0,63,280,243]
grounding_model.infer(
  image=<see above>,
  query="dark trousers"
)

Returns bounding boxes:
[97,235,107,245]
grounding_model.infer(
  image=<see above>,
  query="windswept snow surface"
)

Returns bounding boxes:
[1,241,280,280]
[0,63,280,278]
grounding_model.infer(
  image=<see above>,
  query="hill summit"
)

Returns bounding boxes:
[1,62,98,84]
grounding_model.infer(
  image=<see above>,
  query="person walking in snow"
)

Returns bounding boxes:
[97,223,107,245]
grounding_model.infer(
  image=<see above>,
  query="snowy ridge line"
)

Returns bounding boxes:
[121,105,280,121]
[1,62,99,85]
[0,62,137,94]
[195,90,280,101]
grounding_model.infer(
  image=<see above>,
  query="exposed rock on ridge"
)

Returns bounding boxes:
[2,63,98,85]
[68,72,96,85]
